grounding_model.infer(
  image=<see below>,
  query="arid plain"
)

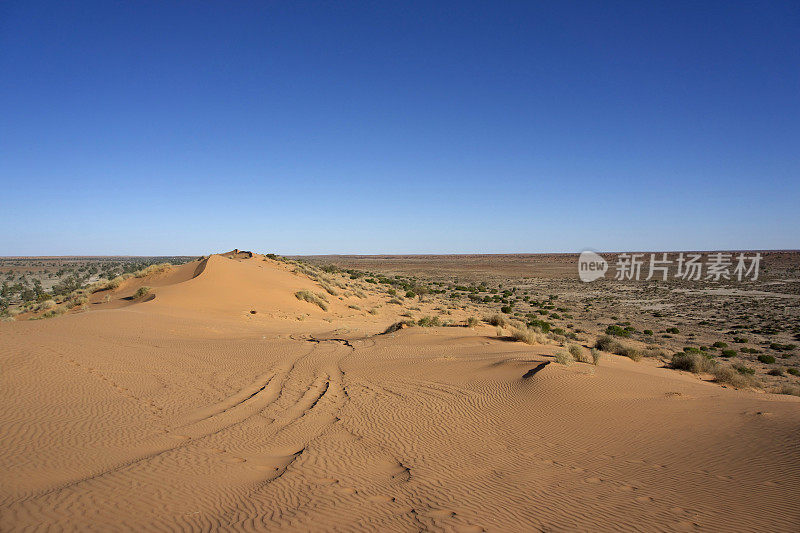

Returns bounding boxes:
[1,251,799,531]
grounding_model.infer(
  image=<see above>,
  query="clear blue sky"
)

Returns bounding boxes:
[1,1,798,255]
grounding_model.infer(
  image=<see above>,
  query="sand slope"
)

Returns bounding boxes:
[1,255,799,531]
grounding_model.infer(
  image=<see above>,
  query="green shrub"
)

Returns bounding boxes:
[666,327,680,334]
[643,329,653,336]
[605,325,632,337]
[758,354,777,364]
[733,364,755,375]
[787,368,800,376]
[720,349,737,357]
[767,369,784,376]
[405,290,416,298]
[133,287,150,299]
[713,341,728,348]
[500,305,513,314]
[417,316,441,327]
[467,317,478,328]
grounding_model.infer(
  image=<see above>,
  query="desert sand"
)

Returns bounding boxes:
[2,253,799,531]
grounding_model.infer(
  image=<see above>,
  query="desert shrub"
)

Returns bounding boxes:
[770,343,797,352]
[135,263,171,278]
[683,347,701,354]
[733,336,748,343]
[510,327,541,345]
[620,346,642,362]
[500,305,513,314]
[591,348,602,366]
[348,304,361,310]
[775,384,800,396]
[386,298,402,305]
[467,316,478,328]
[554,351,574,366]
[595,335,619,352]
[133,287,151,299]
[733,364,755,375]
[527,318,551,333]
[405,290,416,298]
[713,366,752,388]
[568,344,589,363]
[720,349,737,357]
[368,308,378,315]
[643,329,653,336]
[383,320,416,333]
[417,316,441,327]
[767,368,784,376]
[496,325,503,337]
[486,314,506,327]
[666,327,680,334]
[294,290,328,311]
[713,341,728,348]
[758,354,777,364]
[37,299,57,311]
[387,289,397,296]
[318,282,338,296]
[671,352,716,373]
[605,325,632,337]
[787,368,800,376]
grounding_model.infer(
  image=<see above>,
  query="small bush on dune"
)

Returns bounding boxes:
[135,263,171,278]
[295,290,328,311]
[510,327,541,345]
[467,317,478,328]
[568,344,589,363]
[591,348,602,366]
[417,316,441,327]
[318,282,338,296]
[758,354,776,364]
[713,366,755,389]
[595,335,620,353]
[486,314,506,327]
[671,352,716,373]
[133,287,151,299]
[775,384,800,397]
[387,298,403,305]
[554,351,574,366]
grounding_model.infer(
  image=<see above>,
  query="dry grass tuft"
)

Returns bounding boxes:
[294,290,328,311]
[591,348,602,366]
[554,351,574,366]
[568,344,590,363]
[712,365,756,389]
[486,314,506,327]
[670,352,716,373]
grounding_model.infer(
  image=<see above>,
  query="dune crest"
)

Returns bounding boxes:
[1,251,799,531]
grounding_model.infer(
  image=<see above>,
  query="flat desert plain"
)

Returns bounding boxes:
[2,252,799,531]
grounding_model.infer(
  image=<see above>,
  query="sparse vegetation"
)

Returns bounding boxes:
[467,316,478,328]
[671,352,716,373]
[591,348,602,366]
[758,354,776,364]
[295,290,328,311]
[568,344,589,363]
[133,287,151,299]
[713,365,755,388]
[417,316,441,327]
[486,314,506,327]
[554,351,574,366]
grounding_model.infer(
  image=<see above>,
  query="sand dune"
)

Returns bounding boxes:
[1,253,799,531]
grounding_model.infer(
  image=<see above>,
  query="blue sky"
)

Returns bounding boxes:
[1,1,798,255]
